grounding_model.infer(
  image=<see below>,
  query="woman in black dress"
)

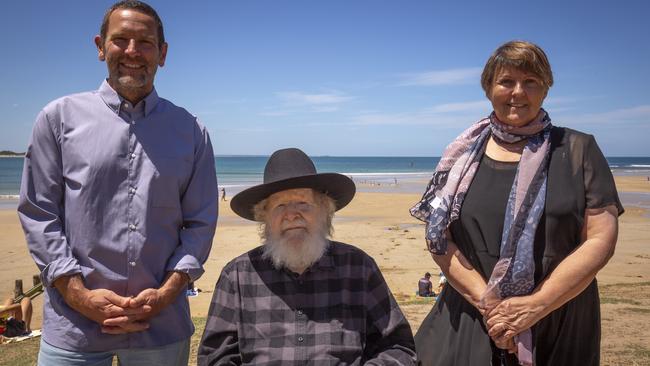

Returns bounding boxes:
[410,40,623,365]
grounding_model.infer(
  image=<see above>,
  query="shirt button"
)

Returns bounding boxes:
[297,336,304,342]
[297,310,303,316]
[129,261,136,267]
[130,153,136,159]
[129,187,136,194]
[128,224,136,231]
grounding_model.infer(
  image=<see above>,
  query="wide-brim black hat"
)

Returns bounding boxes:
[230,148,356,221]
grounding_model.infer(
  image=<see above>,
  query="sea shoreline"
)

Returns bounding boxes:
[2,171,648,206]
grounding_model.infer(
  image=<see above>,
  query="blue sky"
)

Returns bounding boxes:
[1,0,649,156]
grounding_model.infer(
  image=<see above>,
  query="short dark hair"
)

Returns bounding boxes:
[481,40,553,96]
[100,0,165,48]
[424,272,431,277]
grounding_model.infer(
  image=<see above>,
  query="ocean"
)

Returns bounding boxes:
[2,155,650,199]
[0,156,440,198]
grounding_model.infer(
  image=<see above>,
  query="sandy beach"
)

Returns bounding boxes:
[1,175,649,363]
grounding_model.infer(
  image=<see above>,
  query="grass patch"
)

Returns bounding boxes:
[0,317,210,366]
[0,336,39,366]
[398,297,437,306]
[189,316,207,365]
[393,291,437,306]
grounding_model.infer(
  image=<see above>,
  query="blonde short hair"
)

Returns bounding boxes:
[481,40,554,95]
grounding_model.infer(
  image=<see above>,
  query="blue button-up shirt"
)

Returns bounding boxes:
[18,80,218,352]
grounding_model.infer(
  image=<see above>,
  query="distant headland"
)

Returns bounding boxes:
[0,150,25,157]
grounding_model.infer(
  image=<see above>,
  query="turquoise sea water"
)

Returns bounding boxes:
[2,156,650,198]
[0,156,440,197]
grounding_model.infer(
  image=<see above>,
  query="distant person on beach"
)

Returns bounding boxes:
[198,148,416,365]
[410,40,623,365]
[418,272,434,297]
[18,1,217,364]
[0,296,33,336]
[221,187,227,201]
[436,271,447,295]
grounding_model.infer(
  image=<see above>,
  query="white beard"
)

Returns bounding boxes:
[262,227,330,274]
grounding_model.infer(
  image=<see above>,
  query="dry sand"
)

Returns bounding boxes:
[1,175,649,363]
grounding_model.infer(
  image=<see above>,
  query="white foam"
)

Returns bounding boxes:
[217,184,251,188]
[344,172,431,177]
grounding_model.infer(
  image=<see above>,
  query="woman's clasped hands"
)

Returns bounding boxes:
[480,295,548,355]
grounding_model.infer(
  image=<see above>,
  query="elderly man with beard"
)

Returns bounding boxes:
[198,148,416,366]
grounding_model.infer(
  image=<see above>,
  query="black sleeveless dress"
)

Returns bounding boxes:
[414,127,624,366]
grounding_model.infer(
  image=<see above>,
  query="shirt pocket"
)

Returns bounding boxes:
[150,156,192,208]
[318,303,365,349]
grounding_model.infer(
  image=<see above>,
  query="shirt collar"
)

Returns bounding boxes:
[312,241,336,270]
[296,241,336,275]
[98,79,160,117]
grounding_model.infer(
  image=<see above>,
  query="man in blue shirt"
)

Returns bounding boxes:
[18,1,218,364]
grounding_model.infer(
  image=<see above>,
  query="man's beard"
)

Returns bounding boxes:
[117,74,147,88]
[108,58,157,92]
[262,224,330,274]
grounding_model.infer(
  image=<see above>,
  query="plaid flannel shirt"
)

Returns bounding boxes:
[198,241,416,366]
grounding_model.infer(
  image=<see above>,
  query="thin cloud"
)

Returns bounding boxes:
[215,126,272,133]
[276,91,354,105]
[349,104,650,129]
[258,106,340,116]
[349,100,493,127]
[544,95,604,106]
[427,100,490,113]
[350,111,476,128]
[561,105,650,125]
[212,98,247,105]
[264,90,354,115]
[258,110,294,117]
[542,95,601,111]
[400,67,482,86]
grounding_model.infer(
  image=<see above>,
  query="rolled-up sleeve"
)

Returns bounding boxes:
[165,122,218,281]
[18,110,81,287]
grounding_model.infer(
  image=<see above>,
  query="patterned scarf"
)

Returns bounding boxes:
[410,109,552,366]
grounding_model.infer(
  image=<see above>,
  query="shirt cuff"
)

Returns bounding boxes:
[166,253,205,282]
[41,257,82,287]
